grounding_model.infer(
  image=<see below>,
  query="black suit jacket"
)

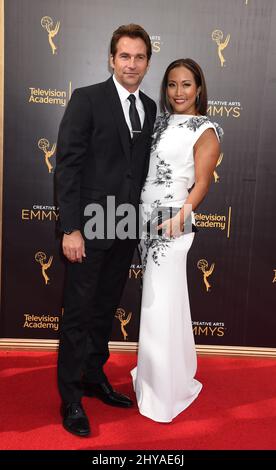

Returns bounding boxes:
[55,77,156,246]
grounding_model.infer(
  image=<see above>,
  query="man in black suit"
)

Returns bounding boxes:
[55,24,156,437]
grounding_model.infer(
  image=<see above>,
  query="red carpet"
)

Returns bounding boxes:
[0,351,276,450]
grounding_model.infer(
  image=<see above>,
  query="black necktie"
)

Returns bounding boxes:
[128,94,141,141]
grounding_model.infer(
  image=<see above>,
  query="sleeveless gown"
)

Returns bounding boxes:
[131,113,222,422]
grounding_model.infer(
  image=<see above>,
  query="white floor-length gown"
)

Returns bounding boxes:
[131,113,222,422]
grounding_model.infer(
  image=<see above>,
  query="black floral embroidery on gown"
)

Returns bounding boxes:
[153,156,172,188]
[141,114,223,267]
[185,116,209,131]
[150,113,170,153]
[178,116,224,140]
[142,113,171,193]
[140,232,172,268]
[213,122,224,140]
[144,236,171,267]
[141,114,176,266]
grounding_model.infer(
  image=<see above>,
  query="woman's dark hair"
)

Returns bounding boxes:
[110,24,152,61]
[160,58,207,115]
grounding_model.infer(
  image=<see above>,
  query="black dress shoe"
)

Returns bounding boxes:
[61,402,91,437]
[82,380,133,408]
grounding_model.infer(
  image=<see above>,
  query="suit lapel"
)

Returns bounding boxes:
[106,77,131,161]
[139,91,154,134]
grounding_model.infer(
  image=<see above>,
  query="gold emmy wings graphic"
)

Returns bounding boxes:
[273,270,276,283]
[35,251,53,285]
[38,138,56,173]
[197,259,215,292]
[115,308,132,341]
[212,30,230,67]
[41,16,60,54]
[213,152,223,183]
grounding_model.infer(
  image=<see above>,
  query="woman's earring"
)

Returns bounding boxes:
[196,94,200,105]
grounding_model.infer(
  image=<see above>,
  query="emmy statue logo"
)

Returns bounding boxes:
[272,270,276,283]
[115,308,132,341]
[213,152,224,183]
[35,251,53,285]
[212,29,230,67]
[38,138,56,173]
[41,16,60,55]
[197,259,215,292]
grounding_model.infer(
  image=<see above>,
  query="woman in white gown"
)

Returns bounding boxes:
[131,58,223,422]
